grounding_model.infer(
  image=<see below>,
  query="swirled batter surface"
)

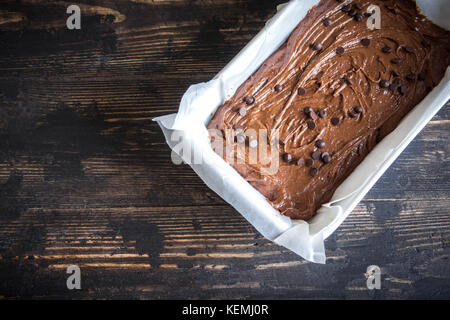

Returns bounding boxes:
[207,0,450,220]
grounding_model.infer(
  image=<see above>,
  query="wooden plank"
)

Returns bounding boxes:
[0,201,449,299]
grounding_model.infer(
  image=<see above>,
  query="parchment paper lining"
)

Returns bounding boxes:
[154,0,450,263]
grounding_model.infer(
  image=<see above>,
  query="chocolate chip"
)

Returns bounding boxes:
[312,151,321,160]
[348,111,357,118]
[239,106,247,116]
[244,96,255,105]
[354,14,363,22]
[315,139,326,149]
[393,78,403,86]
[392,70,400,77]
[304,107,317,120]
[342,4,352,12]
[354,106,363,113]
[274,84,283,92]
[403,46,415,53]
[310,168,319,177]
[297,87,307,96]
[391,58,401,64]
[382,46,392,53]
[309,111,318,121]
[304,107,313,114]
[348,8,357,16]
[307,121,316,130]
[418,71,426,81]
[354,3,362,10]
[312,43,323,51]
[318,110,327,118]
[361,38,371,47]
[399,85,408,95]
[283,153,293,163]
[406,73,416,81]
[305,159,314,167]
[379,80,390,88]
[421,40,431,47]
[390,78,403,91]
[323,155,332,164]
[323,18,332,26]
[336,46,345,55]
[322,153,332,164]
[297,158,305,167]
[331,117,340,126]
[364,11,373,17]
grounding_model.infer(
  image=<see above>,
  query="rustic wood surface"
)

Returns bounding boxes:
[0,0,449,299]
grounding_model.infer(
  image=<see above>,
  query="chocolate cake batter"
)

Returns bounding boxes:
[207,0,450,220]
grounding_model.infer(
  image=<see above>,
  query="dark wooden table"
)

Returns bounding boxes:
[0,0,449,300]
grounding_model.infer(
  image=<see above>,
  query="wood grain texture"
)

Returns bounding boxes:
[0,0,449,299]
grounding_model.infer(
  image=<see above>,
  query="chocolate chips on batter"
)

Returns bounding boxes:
[322,152,332,164]
[379,80,390,88]
[406,73,416,81]
[382,46,392,53]
[309,168,319,177]
[307,120,316,130]
[341,4,351,12]
[399,85,408,95]
[315,139,326,149]
[421,40,431,48]
[312,42,323,51]
[311,151,322,161]
[336,46,345,55]
[403,46,415,53]
[318,110,327,118]
[348,110,357,118]
[305,108,318,120]
[323,18,332,26]
[354,14,363,22]
[207,0,450,221]
[330,117,340,126]
[390,78,403,91]
[283,153,293,163]
[304,107,313,115]
[305,159,314,167]
[297,87,307,96]
[354,106,363,114]
[244,96,255,105]
[348,8,357,16]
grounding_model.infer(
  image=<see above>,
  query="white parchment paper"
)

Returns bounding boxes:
[154,0,450,263]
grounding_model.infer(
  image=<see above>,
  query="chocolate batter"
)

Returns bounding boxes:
[207,0,450,220]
